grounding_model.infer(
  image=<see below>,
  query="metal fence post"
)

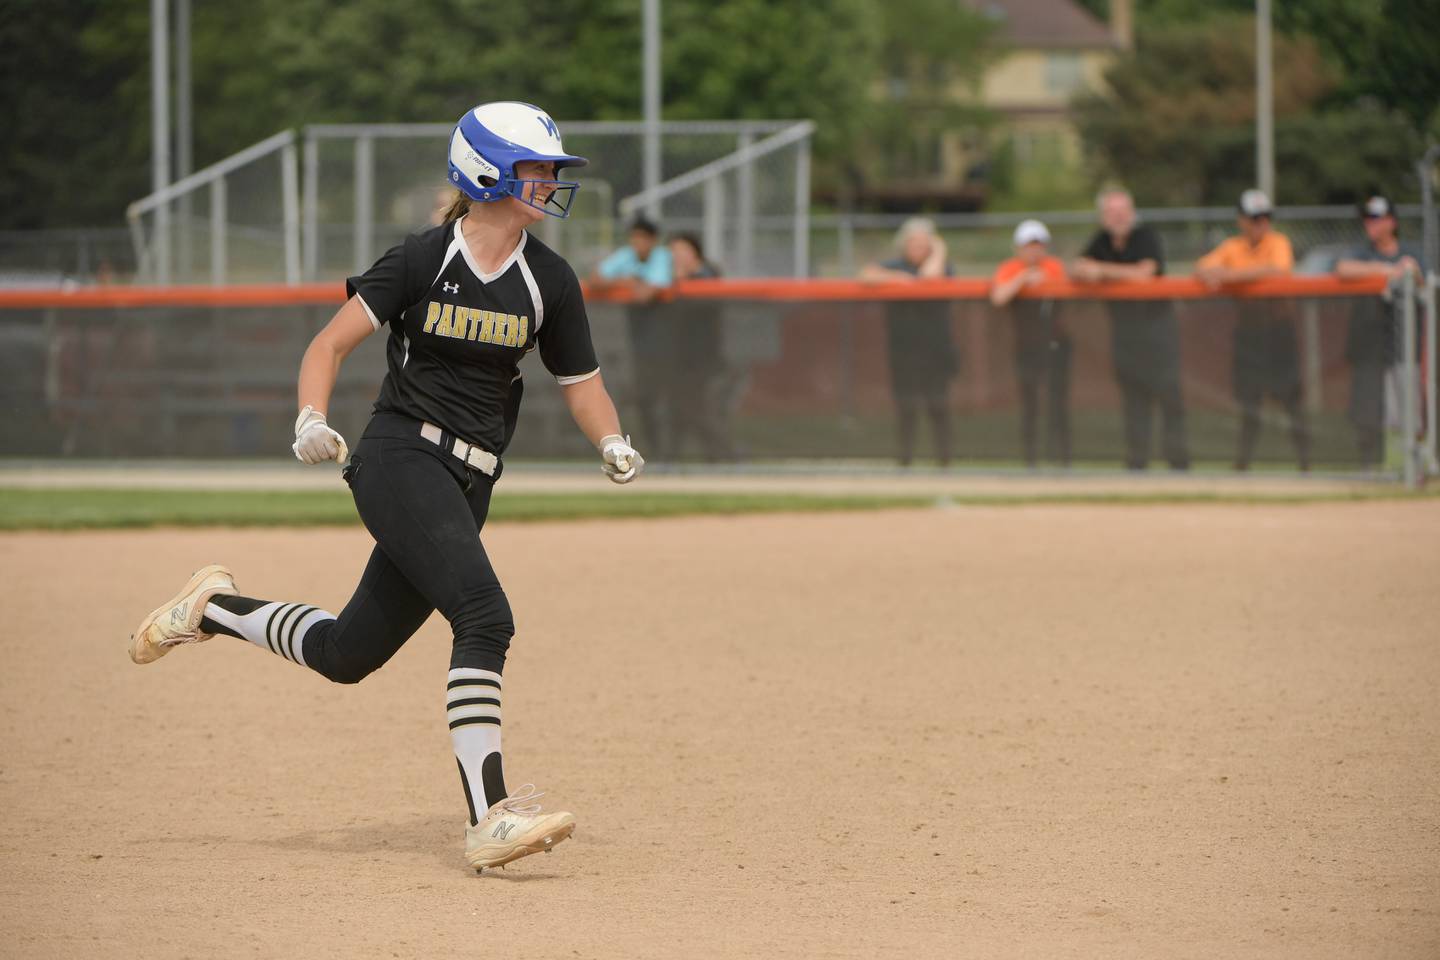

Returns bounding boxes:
[303,129,319,281]
[1420,147,1439,275]
[1426,271,1438,476]
[353,134,374,275]
[736,131,755,276]
[703,176,726,271]
[281,140,301,285]
[209,177,227,285]
[127,215,150,282]
[793,134,811,278]
[838,213,855,277]
[1401,270,1418,488]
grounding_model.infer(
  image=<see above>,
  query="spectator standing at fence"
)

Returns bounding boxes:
[1195,189,1308,471]
[860,218,959,467]
[1334,196,1424,469]
[593,218,674,458]
[667,233,737,461]
[1073,188,1189,470]
[991,220,1071,468]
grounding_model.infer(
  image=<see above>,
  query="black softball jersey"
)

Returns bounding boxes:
[346,218,599,454]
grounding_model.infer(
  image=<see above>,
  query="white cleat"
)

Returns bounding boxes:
[128,564,238,665]
[465,784,576,873]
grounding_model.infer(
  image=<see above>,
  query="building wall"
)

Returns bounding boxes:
[968,48,1113,170]
[979,48,1112,112]
[871,42,1117,188]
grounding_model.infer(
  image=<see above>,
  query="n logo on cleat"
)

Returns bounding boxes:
[492,821,515,840]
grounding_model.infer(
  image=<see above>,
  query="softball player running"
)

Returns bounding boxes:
[127,102,643,873]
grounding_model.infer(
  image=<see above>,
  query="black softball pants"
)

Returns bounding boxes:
[301,431,512,684]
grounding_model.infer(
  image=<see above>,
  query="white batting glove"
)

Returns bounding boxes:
[292,405,349,465]
[599,434,644,484]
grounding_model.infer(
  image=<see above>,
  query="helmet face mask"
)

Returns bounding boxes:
[511,177,579,218]
[447,102,587,219]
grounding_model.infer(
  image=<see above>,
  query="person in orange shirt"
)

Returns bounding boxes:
[1195,190,1309,471]
[991,220,1071,467]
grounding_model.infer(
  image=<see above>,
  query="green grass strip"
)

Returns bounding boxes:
[0,485,1435,531]
[0,488,930,530]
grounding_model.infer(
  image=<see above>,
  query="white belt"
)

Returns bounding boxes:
[419,422,498,476]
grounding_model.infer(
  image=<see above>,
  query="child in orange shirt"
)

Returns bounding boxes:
[991,220,1071,467]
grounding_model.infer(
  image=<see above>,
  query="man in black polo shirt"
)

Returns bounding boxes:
[1334,195,1424,468]
[1073,188,1189,470]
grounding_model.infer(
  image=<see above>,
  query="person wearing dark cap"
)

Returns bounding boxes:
[593,218,674,458]
[1196,189,1309,471]
[1073,187,1189,470]
[1334,196,1425,469]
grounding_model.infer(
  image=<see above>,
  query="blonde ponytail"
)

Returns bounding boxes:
[440,190,472,223]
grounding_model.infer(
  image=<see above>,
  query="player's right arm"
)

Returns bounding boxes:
[292,296,376,464]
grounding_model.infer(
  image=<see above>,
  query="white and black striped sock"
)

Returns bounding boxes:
[448,667,506,826]
[202,597,335,666]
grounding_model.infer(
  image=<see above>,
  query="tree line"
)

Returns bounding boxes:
[2,0,1433,230]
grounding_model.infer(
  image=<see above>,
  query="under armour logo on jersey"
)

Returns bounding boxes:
[443,282,460,294]
[492,821,515,840]
[536,114,560,140]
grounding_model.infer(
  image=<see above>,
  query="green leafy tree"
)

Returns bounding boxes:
[2,0,988,229]
[862,0,996,190]
[1074,14,1423,205]
[0,2,151,228]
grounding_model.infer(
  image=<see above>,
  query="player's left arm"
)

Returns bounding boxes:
[560,373,622,447]
[544,262,643,482]
[560,376,643,483]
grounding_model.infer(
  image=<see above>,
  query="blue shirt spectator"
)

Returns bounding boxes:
[597,220,673,288]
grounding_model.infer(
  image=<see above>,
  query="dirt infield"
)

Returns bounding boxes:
[2,503,1437,959]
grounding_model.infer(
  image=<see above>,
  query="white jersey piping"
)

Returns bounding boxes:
[430,235,465,289]
[555,367,600,386]
[355,294,381,330]
[516,244,544,332]
[453,217,528,284]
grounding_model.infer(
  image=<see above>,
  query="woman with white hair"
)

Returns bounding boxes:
[860,218,959,467]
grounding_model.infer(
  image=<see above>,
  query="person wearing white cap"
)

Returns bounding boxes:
[860,218,960,466]
[1195,189,1309,471]
[991,219,1072,467]
[1335,195,1425,467]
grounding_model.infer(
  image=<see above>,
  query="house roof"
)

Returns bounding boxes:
[971,0,1119,49]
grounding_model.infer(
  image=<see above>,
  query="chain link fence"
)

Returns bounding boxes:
[816,208,1429,279]
[301,120,806,282]
[4,284,1432,480]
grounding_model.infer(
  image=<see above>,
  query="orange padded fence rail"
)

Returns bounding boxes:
[0,275,1388,310]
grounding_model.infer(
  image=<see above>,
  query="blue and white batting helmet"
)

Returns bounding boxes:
[447,102,587,218]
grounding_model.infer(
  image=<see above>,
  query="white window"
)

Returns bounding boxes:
[1045,53,1084,95]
